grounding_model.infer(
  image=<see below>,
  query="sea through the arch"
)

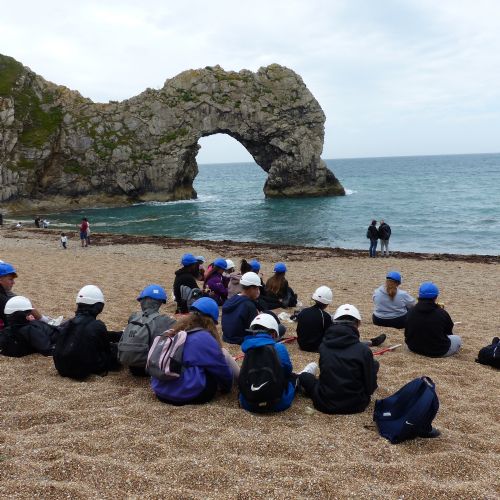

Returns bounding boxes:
[41,153,500,255]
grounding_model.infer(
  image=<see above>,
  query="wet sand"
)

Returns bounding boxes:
[1,228,499,499]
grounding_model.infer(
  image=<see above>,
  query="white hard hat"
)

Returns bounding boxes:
[333,303,361,321]
[312,285,333,304]
[76,285,105,305]
[225,259,235,270]
[4,296,33,315]
[249,313,279,335]
[240,272,261,287]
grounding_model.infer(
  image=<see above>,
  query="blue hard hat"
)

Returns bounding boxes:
[0,262,17,277]
[213,258,228,270]
[181,253,198,266]
[274,262,287,273]
[190,297,219,323]
[249,259,261,272]
[419,281,439,299]
[386,271,402,283]
[137,284,167,303]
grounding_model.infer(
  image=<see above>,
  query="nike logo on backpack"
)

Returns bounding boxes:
[251,382,269,391]
[405,421,414,426]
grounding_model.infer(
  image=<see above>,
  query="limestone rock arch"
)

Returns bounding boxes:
[0,54,344,211]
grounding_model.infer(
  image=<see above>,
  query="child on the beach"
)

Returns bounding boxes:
[238,313,296,413]
[298,304,379,414]
[150,297,237,405]
[60,233,68,249]
[264,262,298,309]
[296,286,333,352]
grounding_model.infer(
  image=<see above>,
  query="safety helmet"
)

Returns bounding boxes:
[249,259,261,272]
[196,255,206,263]
[240,272,261,287]
[181,253,198,266]
[190,297,219,323]
[0,262,18,278]
[386,271,402,283]
[312,286,333,305]
[76,285,105,305]
[274,262,287,273]
[225,259,235,270]
[213,258,228,270]
[333,303,362,321]
[137,284,167,303]
[419,281,439,299]
[4,296,33,315]
[249,313,279,335]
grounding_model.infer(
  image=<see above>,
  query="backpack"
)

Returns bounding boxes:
[281,287,298,308]
[180,285,203,309]
[117,311,160,367]
[53,317,106,379]
[0,325,32,357]
[373,376,439,444]
[238,344,287,412]
[146,328,195,380]
[476,339,500,368]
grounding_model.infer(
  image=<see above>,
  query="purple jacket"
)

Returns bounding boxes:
[206,273,229,303]
[151,329,232,402]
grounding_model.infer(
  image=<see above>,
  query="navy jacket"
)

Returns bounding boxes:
[221,295,258,345]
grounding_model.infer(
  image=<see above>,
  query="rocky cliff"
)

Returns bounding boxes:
[0,54,344,211]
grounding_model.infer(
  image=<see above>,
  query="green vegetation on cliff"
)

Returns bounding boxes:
[0,55,23,95]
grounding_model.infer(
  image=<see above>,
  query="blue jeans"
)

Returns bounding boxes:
[369,239,378,257]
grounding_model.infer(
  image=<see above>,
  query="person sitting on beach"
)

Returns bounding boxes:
[404,282,462,358]
[296,286,333,352]
[53,285,121,379]
[195,256,206,281]
[227,259,253,299]
[264,262,297,309]
[372,271,415,329]
[222,272,261,344]
[367,220,379,258]
[174,253,202,314]
[0,262,52,330]
[298,304,379,414]
[0,296,60,357]
[118,284,176,376]
[238,313,296,413]
[150,297,238,406]
[204,258,229,305]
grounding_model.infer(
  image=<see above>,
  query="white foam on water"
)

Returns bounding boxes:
[345,189,357,196]
[136,194,220,207]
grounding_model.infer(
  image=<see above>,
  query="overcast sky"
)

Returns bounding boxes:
[1,0,499,163]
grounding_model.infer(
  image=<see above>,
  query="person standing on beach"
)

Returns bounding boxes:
[60,233,68,249]
[366,220,379,257]
[85,220,91,246]
[79,218,89,248]
[378,220,391,257]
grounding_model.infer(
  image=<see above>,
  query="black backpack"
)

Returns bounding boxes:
[0,325,32,357]
[476,339,500,368]
[53,317,106,379]
[380,224,391,239]
[238,344,286,412]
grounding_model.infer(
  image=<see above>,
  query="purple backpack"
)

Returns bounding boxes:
[146,329,188,380]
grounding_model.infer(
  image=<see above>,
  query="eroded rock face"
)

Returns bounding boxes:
[0,54,344,211]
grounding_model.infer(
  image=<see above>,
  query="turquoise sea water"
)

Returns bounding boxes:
[41,153,499,255]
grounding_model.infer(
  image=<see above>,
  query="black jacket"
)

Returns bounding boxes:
[379,223,391,240]
[173,267,199,313]
[367,225,379,240]
[315,322,378,414]
[0,285,13,328]
[405,300,453,357]
[0,320,60,357]
[296,304,332,352]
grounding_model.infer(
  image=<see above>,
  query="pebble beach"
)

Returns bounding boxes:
[0,228,499,499]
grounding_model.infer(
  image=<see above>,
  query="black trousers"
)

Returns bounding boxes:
[372,313,407,329]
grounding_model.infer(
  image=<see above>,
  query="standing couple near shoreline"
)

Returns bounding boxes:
[367,219,391,257]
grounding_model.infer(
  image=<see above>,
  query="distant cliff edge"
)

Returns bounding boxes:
[0,53,344,212]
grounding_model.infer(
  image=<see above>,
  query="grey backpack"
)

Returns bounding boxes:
[118,311,161,367]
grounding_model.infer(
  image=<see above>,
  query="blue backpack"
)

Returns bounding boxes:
[373,376,439,444]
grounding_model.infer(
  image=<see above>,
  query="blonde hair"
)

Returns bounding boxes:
[171,313,222,346]
[385,279,399,300]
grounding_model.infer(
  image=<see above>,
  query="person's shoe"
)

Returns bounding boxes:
[370,334,387,347]
[419,427,441,438]
[299,362,319,376]
[492,337,500,345]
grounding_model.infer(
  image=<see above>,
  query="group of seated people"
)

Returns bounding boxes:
[0,256,464,427]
